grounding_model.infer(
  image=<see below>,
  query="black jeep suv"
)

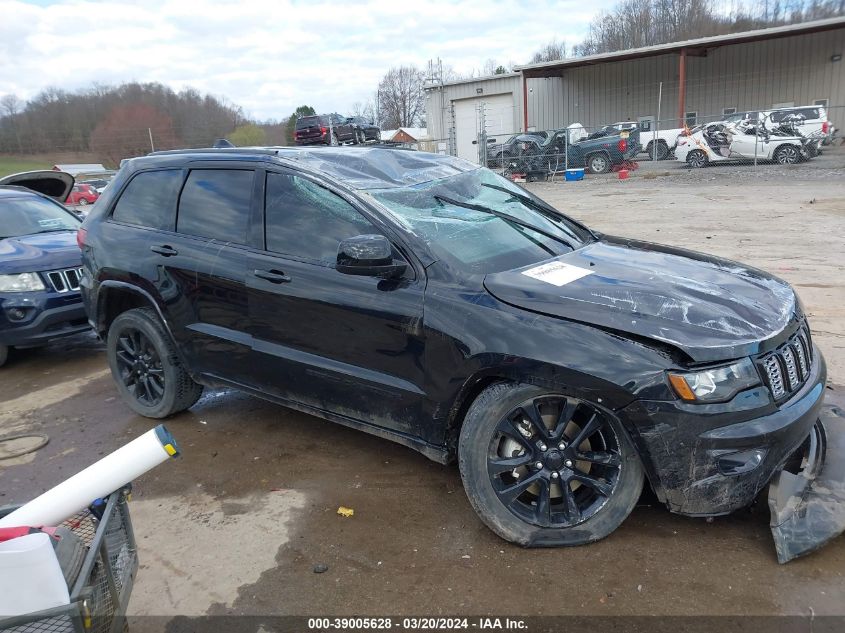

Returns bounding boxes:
[79,147,842,561]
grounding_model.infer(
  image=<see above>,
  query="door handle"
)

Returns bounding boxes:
[150,245,178,257]
[253,269,291,284]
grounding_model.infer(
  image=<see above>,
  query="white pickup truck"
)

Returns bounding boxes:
[598,122,684,160]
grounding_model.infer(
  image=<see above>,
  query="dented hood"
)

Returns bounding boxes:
[483,237,796,362]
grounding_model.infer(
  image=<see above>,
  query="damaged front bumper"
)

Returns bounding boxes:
[768,410,845,563]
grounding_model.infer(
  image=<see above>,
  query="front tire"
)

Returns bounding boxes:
[459,382,643,547]
[106,307,203,418]
[78,198,89,206]
[586,153,611,174]
[686,150,707,168]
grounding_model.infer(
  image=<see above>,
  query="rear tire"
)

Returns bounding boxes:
[686,150,707,168]
[585,153,611,174]
[106,307,203,418]
[648,141,669,160]
[774,144,800,165]
[0,344,8,368]
[458,382,643,547]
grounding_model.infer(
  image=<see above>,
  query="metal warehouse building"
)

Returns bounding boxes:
[425,16,845,163]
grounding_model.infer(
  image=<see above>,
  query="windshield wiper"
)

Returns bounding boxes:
[433,194,574,249]
[480,183,597,241]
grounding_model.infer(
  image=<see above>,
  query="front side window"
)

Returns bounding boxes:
[112,169,183,230]
[177,169,254,244]
[265,173,377,264]
[372,168,591,274]
[0,195,80,238]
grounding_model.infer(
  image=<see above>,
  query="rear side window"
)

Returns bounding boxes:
[771,108,820,122]
[112,169,183,230]
[264,173,377,264]
[177,169,254,244]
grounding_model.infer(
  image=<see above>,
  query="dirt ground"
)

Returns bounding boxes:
[1,148,844,622]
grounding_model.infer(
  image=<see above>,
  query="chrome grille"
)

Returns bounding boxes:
[758,324,813,402]
[46,267,84,293]
[763,355,785,399]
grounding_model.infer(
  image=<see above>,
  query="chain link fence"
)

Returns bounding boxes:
[417,103,843,181]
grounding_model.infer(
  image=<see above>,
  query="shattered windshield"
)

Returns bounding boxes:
[371,168,591,274]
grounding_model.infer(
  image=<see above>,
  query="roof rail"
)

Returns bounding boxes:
[147,147,284,157]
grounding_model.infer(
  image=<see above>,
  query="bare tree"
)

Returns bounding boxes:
[350,101,376,122]
[572,0,844,56]
[482,59,511,75]
[377,66,425,129]
[1,94,22,118]
[529,39,567,63]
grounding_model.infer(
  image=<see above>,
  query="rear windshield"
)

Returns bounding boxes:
[770,108,822,122]
[296,116,326,129]
[0,195,81,239]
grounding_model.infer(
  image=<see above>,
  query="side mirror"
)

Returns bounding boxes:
[337,235,407,278]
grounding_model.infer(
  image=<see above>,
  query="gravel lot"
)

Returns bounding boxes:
[1,147,843,623]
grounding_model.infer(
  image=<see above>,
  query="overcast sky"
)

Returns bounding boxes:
[2,0,616,120]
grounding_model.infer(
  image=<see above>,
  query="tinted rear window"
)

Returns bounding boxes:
[296,116,325,129]
[771,108,821,122]
[176,169,254,244]
[112,169,183,230]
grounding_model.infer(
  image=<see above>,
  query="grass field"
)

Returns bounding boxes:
[0,156,52,178]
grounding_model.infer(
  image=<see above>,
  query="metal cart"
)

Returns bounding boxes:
[0,490,137,633]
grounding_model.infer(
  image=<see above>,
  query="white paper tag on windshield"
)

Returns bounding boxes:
[522,261,593,286]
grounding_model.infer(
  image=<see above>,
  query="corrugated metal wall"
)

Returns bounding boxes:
[425,27,845,139]
[539,27,844,129]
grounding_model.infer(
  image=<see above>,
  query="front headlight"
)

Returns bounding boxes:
[668,357,761,403]
[0,272,47,292]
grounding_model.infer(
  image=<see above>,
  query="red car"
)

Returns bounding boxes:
[66,183,99,206]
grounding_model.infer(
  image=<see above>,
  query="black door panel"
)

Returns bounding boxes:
[246,253,426,435]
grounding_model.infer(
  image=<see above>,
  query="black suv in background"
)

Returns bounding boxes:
[78,147,841,562]
[294,113,355,145]
[346,116,380,143]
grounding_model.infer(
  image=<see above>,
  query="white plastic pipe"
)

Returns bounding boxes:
[0,425,180,528]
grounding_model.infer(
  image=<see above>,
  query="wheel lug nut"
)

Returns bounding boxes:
[535,462,543,470]
[551,472,559,479]
[564,459,573,468]
[539,443,547,451]
[558,443,566,450]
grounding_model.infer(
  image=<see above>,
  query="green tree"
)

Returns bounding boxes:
[286,105,317,145]
[229,123,266,146]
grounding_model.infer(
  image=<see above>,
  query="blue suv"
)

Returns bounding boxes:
[0,171,90,367]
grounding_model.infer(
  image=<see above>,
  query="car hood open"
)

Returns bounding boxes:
[483,237,796,363]
[0,170,74,201]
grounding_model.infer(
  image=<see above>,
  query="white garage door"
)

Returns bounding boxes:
[454,93,515,164]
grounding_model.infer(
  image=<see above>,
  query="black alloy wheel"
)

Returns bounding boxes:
[114,327,166,407]
[106,307,203,418]
[487,395,622,528]
[459,382,643,546]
